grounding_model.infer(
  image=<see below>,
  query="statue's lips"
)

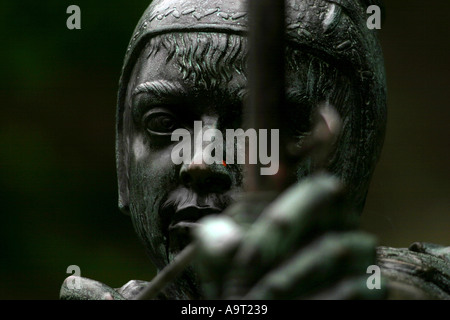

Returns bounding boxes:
[168,206,222,230]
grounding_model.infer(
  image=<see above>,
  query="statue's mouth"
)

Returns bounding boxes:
[159,188,233,260]
[167,205,222,253]
[170,205,222,227]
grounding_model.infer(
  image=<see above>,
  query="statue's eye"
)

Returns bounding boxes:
[144,112,179,135]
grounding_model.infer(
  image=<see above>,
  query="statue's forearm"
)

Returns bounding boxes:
[377,244,450,299]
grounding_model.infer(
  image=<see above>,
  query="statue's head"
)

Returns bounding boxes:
[116,0,386,298]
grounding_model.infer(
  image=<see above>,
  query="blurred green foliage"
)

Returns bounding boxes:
[0,1,448,299]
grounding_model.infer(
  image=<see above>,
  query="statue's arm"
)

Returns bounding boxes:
[377,243,450,299]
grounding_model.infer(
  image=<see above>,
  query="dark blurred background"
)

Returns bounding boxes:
[0,1,448,299]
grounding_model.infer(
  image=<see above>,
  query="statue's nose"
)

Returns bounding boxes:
[179,125,232,193]
[179,161,232,193]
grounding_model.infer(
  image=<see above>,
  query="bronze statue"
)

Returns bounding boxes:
[61,0,450,300]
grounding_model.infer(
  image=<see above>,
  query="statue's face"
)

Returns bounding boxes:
[122,32,350,275]
[125,38,248,272]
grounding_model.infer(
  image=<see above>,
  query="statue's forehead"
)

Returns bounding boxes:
[129,44,247,98]
[132,45,178,81]
[126,32,338,105]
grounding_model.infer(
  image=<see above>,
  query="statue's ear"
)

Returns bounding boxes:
[116,54,142,216]
[116,95,131,216]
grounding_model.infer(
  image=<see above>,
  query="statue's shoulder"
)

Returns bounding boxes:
[377,242,450,299]
[60,276,150,300]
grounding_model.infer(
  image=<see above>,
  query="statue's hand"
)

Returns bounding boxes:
[60,276,126,300]
[60,276,151,300]
[194,173,386,299]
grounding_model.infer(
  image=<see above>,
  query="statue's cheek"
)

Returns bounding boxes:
[132,135,149,161]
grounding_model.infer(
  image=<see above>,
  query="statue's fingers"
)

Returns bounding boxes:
[232,174,354,276]
[227,231,379,299]
[193,215,244,298]
[195,215,244,260]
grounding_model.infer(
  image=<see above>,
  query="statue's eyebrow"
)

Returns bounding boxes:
[133,80,186,97]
